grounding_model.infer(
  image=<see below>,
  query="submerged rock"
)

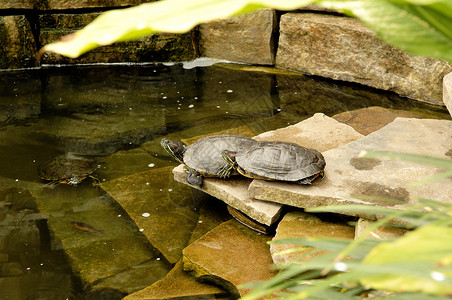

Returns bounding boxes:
[100,167,200,264]
[182,219,275,298]
[124,260,228,300]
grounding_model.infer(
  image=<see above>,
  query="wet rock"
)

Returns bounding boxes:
[182,219,276,298]
[29,183,158,288]
[249,118,452,218]
[39,13,194,64]
[199,9,277,65]
[100,167,200,264]
[0,16,37,69]
[254,112,364,152]
[444,72,452,117]
[276,13,452,105]
[173,164,282,226]
[271,211,355,264]
[333,106,448,135]
[92,259,171,295]
[124,260,228,300]
[355,218,408,240]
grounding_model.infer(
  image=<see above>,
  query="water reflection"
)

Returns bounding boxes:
[0,62,450,298]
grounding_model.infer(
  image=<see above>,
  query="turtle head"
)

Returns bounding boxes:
[161,138,186,164]
[186,168,203,188]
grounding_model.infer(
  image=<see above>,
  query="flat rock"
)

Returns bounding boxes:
[182,219,276,298]
[172,113,363,226]
[124,260,228,300]
[199,9,277,65]
[254,112,364,152]
[173,165,281,226]
[250,118,452,218]
[271,211,355,264]
[333,106,448,135]
[276,13,452,105]
[444,72,452,117]
[100,167,199,264]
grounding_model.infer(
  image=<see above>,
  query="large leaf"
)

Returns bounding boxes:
[39,0,313,58]
[359,225,452,295]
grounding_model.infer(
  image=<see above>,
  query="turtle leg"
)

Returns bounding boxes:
[219,150,237,178]
[298,171,324,185]
[185,167,203,187]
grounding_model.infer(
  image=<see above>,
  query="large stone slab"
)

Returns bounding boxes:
[0,16,37,69]
[0,0,33,9]
[182,219,276,298]
[276,13,452,106]
[173,165,281,226]
[250,118,452,218]
[199,9,277,65]
[254,112,364,152]
[444,72,452,117]
[100,167,200,264]
[172,113,364,226]
[35,0,150,11]
[271,211,355,264]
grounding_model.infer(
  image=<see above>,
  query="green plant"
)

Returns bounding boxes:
[39,0,452,63]
[240,152,452,299]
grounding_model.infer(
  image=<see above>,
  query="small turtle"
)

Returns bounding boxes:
[38,155,98,185]
[221,140,325,184]
[161,134,257,187]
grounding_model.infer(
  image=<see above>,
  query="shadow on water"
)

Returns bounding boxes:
[0,62,450,299]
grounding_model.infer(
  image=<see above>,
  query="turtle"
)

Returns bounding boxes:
[221,140,326,184]
[160,134,257,187]
[38,155,99,185]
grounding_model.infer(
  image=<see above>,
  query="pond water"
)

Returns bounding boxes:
[0,61,450,299]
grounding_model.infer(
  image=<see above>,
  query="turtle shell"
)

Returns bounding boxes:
[235,141,325,182]
[183,134,256,177]
[38,155,97,183]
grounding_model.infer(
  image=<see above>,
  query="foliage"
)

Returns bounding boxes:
[39,0,452,63]
[240,152,452,299]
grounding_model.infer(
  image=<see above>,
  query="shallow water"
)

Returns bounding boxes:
[0,61,450,299]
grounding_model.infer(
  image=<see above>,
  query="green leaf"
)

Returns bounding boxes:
[359,225,452,295]
[39,0,314,58]
[318,0,452,62]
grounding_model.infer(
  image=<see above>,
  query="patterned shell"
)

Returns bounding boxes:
[235,141,325,181]
[38,155,97,181]
[184,134,256,176]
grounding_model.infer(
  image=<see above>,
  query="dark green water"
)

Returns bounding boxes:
[0,61,449,299]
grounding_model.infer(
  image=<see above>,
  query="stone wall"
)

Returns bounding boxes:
[1,3,451,106]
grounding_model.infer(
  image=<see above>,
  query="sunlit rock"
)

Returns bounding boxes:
[254,112,364,152]
[271,211,355,264]
[355,218,409,240]
[249,118,452,218]
[100,167,200,264]
[444,72,452,117]
[0,16,37,69]
[182,219,276,298]
[277,13,452,106]
[199,9,277,65]
[333,106,450,136]
[35,0,148,9]
[0,0,33,9]
[173,165,282,226]
[124,260,228,300]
